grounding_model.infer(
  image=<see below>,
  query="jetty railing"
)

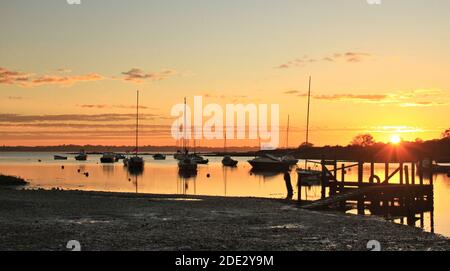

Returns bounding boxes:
[297,158,435,231]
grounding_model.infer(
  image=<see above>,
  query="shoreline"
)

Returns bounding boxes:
[0,187,449,251]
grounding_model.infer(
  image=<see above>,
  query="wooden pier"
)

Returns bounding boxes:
[297,158,435,231]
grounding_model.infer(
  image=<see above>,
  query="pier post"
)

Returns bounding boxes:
[404,165,409,185]
[297,174,302,202]
[384,163,389,183]
[411,162,415,185]
[321,160,326,199]
[358,161,363,185]
[370,162,375,184]
[429,157,433,186]
[419,160,424,185]
[357,161,364,214]
[399,162,404,185]
[341,163,345,194]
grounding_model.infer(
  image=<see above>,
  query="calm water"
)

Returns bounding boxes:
[1,152,449,237]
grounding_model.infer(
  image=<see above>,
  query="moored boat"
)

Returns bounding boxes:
[100,152,116,163]
[222,155,238,167]
[248,154,292,171]
[189,153,209,164]
[178,157,198,172]
[153,153,166,160]
[54,155,68,160]
[127,90,145,170]
[75,150,87,161]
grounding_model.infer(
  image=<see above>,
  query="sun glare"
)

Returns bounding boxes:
[390,135,401,144]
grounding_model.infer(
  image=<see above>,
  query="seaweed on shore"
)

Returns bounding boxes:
[0,175,29,186]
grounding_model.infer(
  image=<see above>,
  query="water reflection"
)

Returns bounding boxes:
[0,153,449,237]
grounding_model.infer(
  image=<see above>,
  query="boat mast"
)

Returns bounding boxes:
[224,132,227,154]
[136,90,139,157]
[184,97,187,153]
[305,76,312,169]
[286,114,290,149]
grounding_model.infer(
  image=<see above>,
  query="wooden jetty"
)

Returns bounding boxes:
[298,158,435,230]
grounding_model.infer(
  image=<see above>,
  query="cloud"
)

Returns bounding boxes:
[29,73,103,87]
[399,101,448,107]
[277,51,373,69]
[7,96,24,100]
[1,66,179,87]
[122,68,177,83]
[77,104,152,110]
[0,67,104,87]
[282,88,448,106]
[0,67,31,85]
[0,113,163,123]
[283,90,300,95]
[314,94,388,102]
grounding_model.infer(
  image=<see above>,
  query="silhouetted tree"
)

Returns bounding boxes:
[442,128,450,139]
[350,134,376,147]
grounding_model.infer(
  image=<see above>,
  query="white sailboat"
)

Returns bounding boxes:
[297,76,321,180]
[178,97,197,172]
[127,90,144,170]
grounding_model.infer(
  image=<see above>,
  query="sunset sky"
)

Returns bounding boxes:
[1,0,449,147]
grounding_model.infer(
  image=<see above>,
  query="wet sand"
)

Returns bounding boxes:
[0,188,449,251]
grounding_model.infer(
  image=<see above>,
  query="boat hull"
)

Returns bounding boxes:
[222,159,238,167]
[75,155,87,161]
[100,157,115,163]
[248,161,291,171]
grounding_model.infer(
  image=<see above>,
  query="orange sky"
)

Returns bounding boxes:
[1,1,449,147]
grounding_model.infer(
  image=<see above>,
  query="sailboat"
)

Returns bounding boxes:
[127,90,145,170]
[222,134,238,167]
[178,97,198,172]
[75,149,88,161]
[297,76,321,182]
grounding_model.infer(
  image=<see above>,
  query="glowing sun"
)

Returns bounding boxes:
[390,135,402,144]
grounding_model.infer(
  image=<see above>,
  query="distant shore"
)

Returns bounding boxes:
[0,187,448,251]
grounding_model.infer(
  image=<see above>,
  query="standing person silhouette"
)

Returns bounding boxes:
[284,171,293,199]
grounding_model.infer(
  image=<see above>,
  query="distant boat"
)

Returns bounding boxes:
[177,97,198,172]
[100,152,116,163]
[153,153,166,160]
[299,76,318,175]
[54,155,68,160]
[222,133,238,167]
[178,157,198,172]
[75,150,87,161]
[189,153,209,164]
[222,155,238,167]
[115,154,126,161]
[127,90,145,170]
[248,154,292,171]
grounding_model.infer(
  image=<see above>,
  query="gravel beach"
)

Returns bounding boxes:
[0,188,449,251]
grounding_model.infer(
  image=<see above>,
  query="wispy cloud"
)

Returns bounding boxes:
[122,68,177,83]
[0,67,30,85]
[30,73,103,87]
[277,51,373,69]
[77,104,152,110]
[1,66,178,88]
[0,113,164,123]
[0,67,104,87]
[282,88,448,106]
